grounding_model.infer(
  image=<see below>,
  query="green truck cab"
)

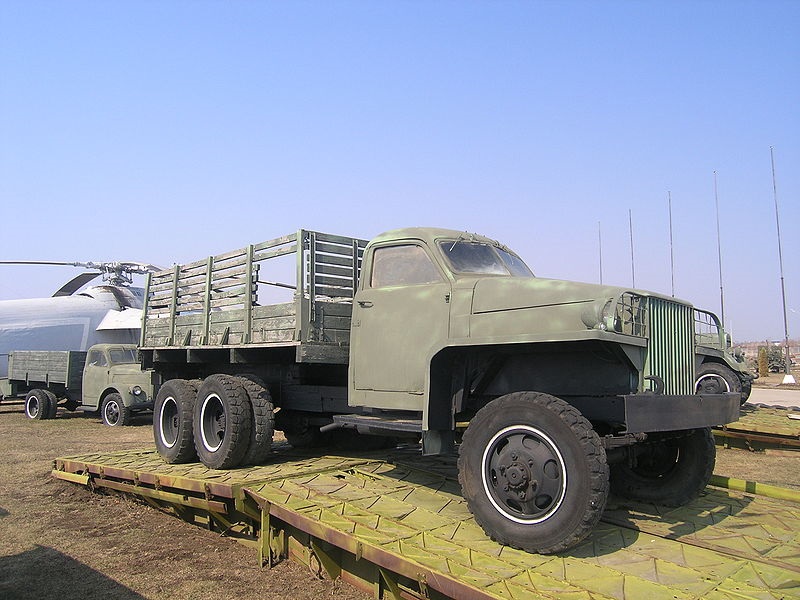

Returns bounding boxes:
[2,343,158,426]
[141,228,741,554]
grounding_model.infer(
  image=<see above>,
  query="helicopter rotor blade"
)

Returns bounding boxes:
[0,260,88,268]
[52,272,102,297]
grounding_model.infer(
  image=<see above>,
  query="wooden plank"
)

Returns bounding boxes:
[210,246,248,264]
[298,343,350,364]
[252,233,298,253]
[250,328,296,344]
[315,301,353,316]
[314,275,355,288]
[315,241,358,257]
[251,315,297,332]
[319,315,353,332]
[252,303,296,319]
[313,253,357,268]
[314,231,367,247]
[315,264,355,278]
[314,285,355,298]
[210,309,248,325]
[253,244,298,262]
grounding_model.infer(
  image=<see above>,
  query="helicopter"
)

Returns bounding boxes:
[0,261,162,378]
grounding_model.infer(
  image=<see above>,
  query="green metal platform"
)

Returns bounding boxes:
[53,443,800,600]
[714,405,800,450]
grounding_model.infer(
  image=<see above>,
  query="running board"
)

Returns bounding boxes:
[329,414,423,435]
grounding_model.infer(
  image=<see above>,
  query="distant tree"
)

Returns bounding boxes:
[757,346,769,377]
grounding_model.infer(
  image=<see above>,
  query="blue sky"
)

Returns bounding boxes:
[1,1,797,342]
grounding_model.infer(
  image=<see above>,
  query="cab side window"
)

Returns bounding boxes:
[370,245,443,288]
[87,350,107,367]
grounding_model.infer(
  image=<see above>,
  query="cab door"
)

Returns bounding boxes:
[81,347,108,409]
[350,243,451,407]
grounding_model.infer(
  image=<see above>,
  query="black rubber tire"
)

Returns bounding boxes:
[153,379,199,464]
[193,374,252,469]
[236,375,275,465]
[25,390,52,421]
[101,393,131,426]
[695,362,747,405]
[610,427,715,506]
[44,390,58,419]
[458,392,609,555]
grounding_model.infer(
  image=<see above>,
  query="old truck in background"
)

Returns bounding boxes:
[141,228,743,554]
[1,343,158,426]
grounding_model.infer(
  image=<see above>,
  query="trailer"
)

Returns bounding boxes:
[52,437,800,600]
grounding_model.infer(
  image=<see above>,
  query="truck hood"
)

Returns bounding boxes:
[467,277,682,340]
[471,277,635,314]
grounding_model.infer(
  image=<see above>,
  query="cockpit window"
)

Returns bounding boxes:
[439,241,534,277]
[109,348,138,364]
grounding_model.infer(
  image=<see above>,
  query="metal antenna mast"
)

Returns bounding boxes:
[668,191,675,297]
[770,146,795,384]
[598,221,603,285]
[628,209,636,288]
[714,171,725,328]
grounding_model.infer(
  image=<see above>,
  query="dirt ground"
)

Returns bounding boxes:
[0,400,370,600]
[1,396,798,600]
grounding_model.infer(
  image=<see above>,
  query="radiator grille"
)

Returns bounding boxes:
[645,298,695,395]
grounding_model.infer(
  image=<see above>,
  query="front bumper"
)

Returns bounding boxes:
[621,392,740,433]
[571,392,740,433]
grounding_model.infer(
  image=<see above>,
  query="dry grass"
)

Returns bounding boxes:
[0,400,368,600]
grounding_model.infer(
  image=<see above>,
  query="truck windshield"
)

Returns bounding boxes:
[109,348,138,364]
[439,241,534,277]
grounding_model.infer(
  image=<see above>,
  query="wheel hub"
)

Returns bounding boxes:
[482,425,567,524]
[502,462,534,491]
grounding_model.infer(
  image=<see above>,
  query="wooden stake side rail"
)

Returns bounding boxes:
[53,444,800,600]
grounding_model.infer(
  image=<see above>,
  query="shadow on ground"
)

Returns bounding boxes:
[0,546,146,600]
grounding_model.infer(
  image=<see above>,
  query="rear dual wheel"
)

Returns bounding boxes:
[154,375,275,469]
[153,379,199,464]
[25,389,57,420]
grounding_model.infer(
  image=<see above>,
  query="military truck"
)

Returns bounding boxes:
[141,228,739,554]
[694,310,755,405]
[1,343,158,426]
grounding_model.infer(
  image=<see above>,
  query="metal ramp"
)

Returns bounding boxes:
[714,404,800,450]
[53,444,800,600]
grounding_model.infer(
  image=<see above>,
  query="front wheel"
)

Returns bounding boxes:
[458,392,609,555]
[695,362,747,405]
[101,393,131,426]
[610,428,715,506]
